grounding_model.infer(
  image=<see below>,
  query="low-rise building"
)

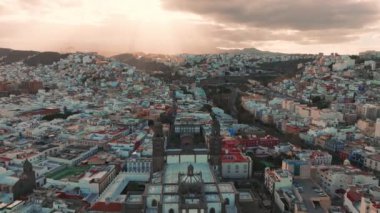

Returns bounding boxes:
[47,145,98,166]
[274,179,331,213]
[344,185,380,213]
[264,168,293,193]
[0,167,19,203]
[221,148,252,179]
[174,112,212,134]
[46,164,117,195]
[376,118,380,138]
[124,157,152,173]
[282,160,311,179]
[315,165,379,196]
[365,154,380,172]
[296,150,332,165]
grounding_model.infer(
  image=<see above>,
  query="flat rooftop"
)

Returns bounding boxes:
[163,195,179,203]
[146,185,162,194]
[99,172,149,202]
[174,112,212,125]
[239,191,254,202]
[222,149,250,163]
[275,169,291,178]
[205,194,220,202]
[49,145,93,160]
[34,144,60,152]
[126,194,143,204]
[164,163,215,184]
[218,183,235,193]
[294,179,330,213]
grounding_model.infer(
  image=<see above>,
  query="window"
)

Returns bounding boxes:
[225,198,230,205]
[209,208,215,213]
[151,199,158,207]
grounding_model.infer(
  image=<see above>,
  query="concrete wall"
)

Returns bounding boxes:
[221,162,250,179]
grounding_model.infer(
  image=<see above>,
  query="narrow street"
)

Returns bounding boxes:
[204,86,343,162]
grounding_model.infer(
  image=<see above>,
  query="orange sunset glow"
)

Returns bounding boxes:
[0,0,380,55]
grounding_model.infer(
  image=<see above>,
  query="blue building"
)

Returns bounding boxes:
[324,139,345,152]
[349,149,367,167]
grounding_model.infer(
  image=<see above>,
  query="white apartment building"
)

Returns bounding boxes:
[365,154,380,172]
[47,145,98,166]
[316,165,378,195]
[344,185,380,213]
[297,150,332,166]
[264,168,293,193]
[375,118,380,138]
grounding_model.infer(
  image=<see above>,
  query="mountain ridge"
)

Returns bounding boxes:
[0,48,68,66]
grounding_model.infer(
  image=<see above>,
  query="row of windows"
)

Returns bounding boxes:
[226,164,248,170]
[151,198,226,213]
[126,162,151,167]
[367,160,379,167]
[226,170,247,174]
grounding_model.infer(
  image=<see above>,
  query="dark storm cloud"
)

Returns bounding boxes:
[198,24,366,48]
[162,0,380,30]
[162,0,380,48]
[207,27,290,42]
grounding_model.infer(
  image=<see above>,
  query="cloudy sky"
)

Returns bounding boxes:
[0,0,379,55]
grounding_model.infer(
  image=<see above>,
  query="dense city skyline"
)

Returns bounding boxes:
[2,2,380,212]
[0,0,380,55]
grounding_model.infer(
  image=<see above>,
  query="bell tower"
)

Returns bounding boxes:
[152,122,165,173]
[209,114,221,172]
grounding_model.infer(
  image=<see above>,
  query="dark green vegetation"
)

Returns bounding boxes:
[308,96,330,109]
[258,59,313,74]
[247,152,294,173]
[349,55,365,64]
[113,53,172,73]
[0,48,36,64]
[25,52,69,66]
[122,181,146,193]
[113,53,196,83]
[46,165,91,180]
[0,48,68,65]
[42,110,79,121]
[256,58,314,85]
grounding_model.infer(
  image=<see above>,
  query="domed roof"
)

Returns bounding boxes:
[178,164,203,195]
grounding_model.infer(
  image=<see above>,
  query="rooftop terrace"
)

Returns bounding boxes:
[46,165,91,180]
[294,179,330,213]
[164,163,215,184]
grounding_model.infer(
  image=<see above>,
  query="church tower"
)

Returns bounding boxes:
[209,115,222,173]
[152,122,165,173]
[13,159,36,200]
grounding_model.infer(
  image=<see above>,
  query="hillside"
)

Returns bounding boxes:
[0,48,68,66]
[216,47,286,56]
[112,53,173,73]
[25,52,69,66]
